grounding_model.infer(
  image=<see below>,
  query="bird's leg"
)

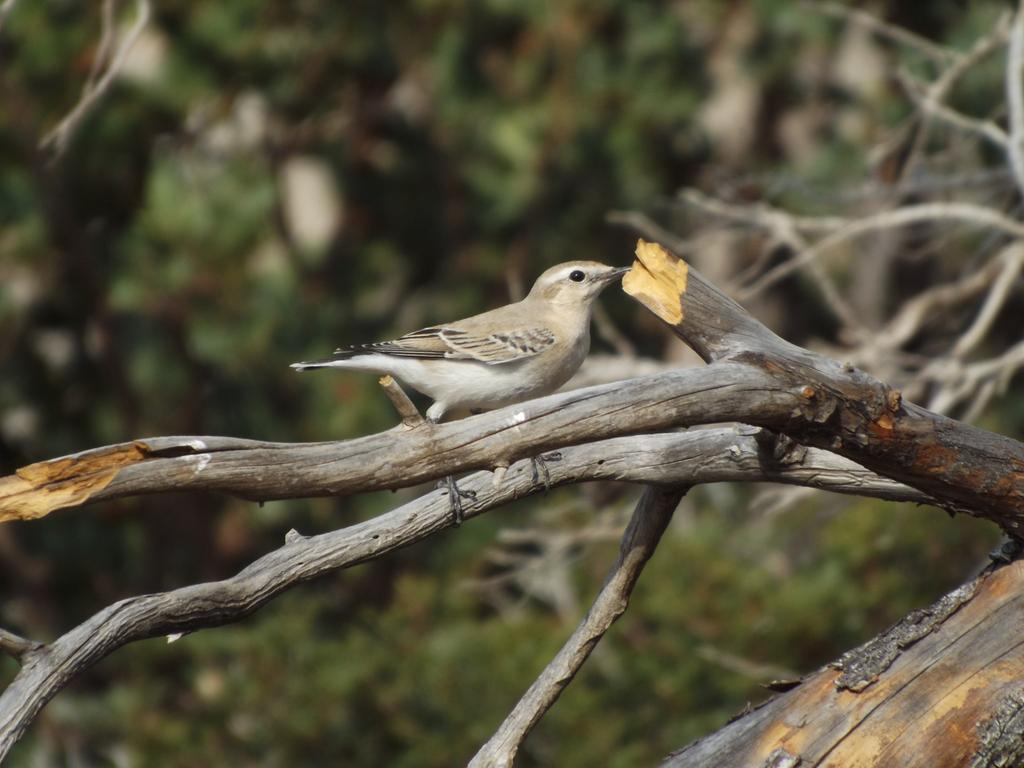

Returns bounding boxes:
[438,474,476,526]
[530,451,562,492]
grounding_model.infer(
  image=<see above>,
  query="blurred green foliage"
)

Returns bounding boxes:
[0,1,1014,765]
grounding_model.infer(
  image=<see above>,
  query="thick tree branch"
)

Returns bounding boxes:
[0,364,809,521]
[469,486,683,768]
[6,343,1020,530]
[622,240,1024,535]
[0,428,938,759]
[661,559,1024,767]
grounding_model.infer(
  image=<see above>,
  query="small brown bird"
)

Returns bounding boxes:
[292,261,629,422]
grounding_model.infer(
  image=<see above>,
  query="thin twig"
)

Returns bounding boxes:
[859,242,1018,356]
[0,0,19,34]
[87,0,118,91]
[468,487,684,768]
[897,11,1012,185]
[0,629,42,665]
[951,242,1024,358]
[805,1,962,64]
[378,375,424,428]
[678,190,872,338]
[591,303,637,358]
[39,0,151,157]
[1006,4,1024,197]
[926,340,1024,416]
[738,202,1024,300]
[680,189,850,234]
[606,210,695,256]
[900,70,1009,149]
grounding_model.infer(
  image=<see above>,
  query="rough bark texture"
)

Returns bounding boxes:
[620,240,1024,768]
[0,428,935,759]
[624,241,1024,533]
[661,560,1024,768]
[0,364,805,522]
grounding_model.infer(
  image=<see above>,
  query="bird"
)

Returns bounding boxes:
[291,260,629,524]
[291,261,630,423]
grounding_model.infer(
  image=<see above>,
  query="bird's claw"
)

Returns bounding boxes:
[530,451,562,491]
[438,475,476,526]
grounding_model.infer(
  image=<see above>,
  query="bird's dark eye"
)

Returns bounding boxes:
[569,270,586,282]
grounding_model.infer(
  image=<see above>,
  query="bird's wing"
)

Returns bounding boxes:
[439,326,556,364]
[331,325,556,365]
[332,326,451,359]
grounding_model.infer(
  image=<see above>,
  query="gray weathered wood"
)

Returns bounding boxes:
[0,427,935,759]
[660,560,1024,768]
[469,487,684,768]
[0,364,805,521]
[624,240,1024,533]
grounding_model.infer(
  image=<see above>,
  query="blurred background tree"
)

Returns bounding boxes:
[0,1,1018,765]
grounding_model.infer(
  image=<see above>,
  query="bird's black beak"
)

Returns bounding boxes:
[598,266,631,283]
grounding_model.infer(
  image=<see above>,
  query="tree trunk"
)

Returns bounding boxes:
[663,557,1024,768]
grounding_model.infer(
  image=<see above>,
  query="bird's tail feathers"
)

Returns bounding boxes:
[290,361,330,372]
[290,347,374,372]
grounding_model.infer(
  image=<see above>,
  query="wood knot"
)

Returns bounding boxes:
[801,386,816,399]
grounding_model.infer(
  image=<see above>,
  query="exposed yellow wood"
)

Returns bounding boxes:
[0,442,149,522]
[621,239,688,325]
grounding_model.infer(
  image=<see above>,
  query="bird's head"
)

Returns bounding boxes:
[527,261,630,307]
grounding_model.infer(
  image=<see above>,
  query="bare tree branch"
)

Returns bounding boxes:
[805,1,964,65]
[0,427,939,759]
[897,10,1012,184]
[661,560,1024,767]
[951,242,1024,358]
[0,629,42,665]
[469,486,684,768]
[0,0,19,35]
[5,242,1024,527]
[39,0,151,157]
[901,71,1009,149]
[3,238,1022,760]
[1006,4,1024,197]
[377,375,425,428]
[736,203,1024,300]
[622,240,1024,531]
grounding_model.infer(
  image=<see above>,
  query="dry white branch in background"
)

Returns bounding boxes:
[734,202,1024,300]
[469,510,629,621]
[606,210,696,256]
[0,0,19,35]
[469,487,683,768]
[805,1,964,65]
[39,0,151,157]
[898,10,1012,183]
[1006,5,1024,197]
[657,7,1024,434]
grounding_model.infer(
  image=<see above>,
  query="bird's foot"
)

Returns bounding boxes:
[438,475,476,526]
[530,452,563,492]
